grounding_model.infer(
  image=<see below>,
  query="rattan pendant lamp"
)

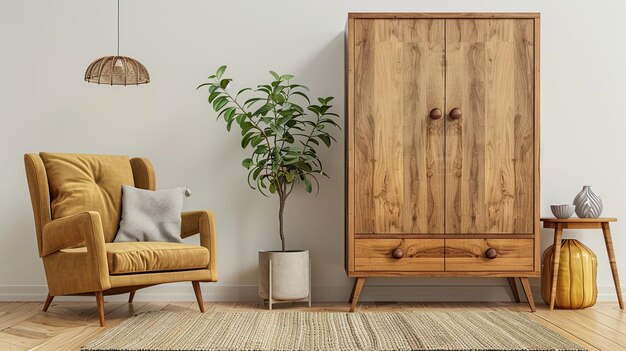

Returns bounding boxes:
[84,0,149,85]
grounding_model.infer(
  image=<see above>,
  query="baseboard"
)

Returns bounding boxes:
[0,284,622,303]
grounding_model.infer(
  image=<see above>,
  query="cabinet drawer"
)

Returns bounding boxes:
[355,239,444,271]
[445,239,534,271]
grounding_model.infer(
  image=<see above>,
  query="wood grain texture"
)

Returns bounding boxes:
[533,17,541,274]
[602,223,624,309]
[541,217,617,223]
[355,239,444,271]
[42,295,53,312]
[348,13,541,20]
[519,277,536,312]
[549,224,564,310]
[192,281,205,313]
[349,278,366,312]
[508,277,520,303]
[345,17,356,274]
[445,238,534,271]
[95,292,104,327]
[445,19,535,234]
[354,18,445,234]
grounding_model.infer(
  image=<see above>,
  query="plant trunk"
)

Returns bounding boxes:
[278,194,286,252]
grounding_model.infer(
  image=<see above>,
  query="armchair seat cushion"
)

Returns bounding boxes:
[62,242,209,275]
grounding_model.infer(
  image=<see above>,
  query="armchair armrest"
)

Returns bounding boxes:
[42,211,107,257]
[181,211,217,280]
[41,211,111,293]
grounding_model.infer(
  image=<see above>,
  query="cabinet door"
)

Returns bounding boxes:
[354,19,445,234]
[445,19,535,234]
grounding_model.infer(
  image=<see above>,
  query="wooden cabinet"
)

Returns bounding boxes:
[346,13,540,311]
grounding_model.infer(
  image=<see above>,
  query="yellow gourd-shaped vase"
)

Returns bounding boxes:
[541,239,598,309]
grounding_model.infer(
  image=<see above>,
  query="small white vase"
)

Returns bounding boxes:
[573,186,603,218]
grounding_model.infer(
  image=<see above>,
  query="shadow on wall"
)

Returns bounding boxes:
[281,32,349,285]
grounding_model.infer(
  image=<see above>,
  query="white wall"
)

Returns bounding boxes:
[1,0,625,303]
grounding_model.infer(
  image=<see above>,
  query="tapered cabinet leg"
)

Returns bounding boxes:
[42,294,54,312]
[128,291,136,303]
[602,222,624,309]
[95,291,105,327]
[507,278,520,303]
[349,278,366,312]
[519,277,536,312]
[192,281,205,313]
[549,224,563,310]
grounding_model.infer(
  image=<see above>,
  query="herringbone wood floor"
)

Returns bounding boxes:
[0,300,624,350]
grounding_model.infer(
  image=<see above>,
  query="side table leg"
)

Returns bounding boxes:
[602,222,624,309]
[550,224,563,310]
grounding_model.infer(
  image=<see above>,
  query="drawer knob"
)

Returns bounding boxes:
[429,108,442,120]
[485,248,497,259]
[392,248,404,259]
[450,108,463,119]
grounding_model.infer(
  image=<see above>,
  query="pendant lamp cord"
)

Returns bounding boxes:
[117,0,120,56]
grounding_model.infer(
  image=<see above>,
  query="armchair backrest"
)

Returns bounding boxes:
[24,153,156,253]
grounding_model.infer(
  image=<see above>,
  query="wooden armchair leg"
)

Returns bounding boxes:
[128,291,136,303]
[192,281,205,313]
[42,294,54,311]
[95,291,105,327]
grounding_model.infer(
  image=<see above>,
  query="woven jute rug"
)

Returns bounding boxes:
[82,311,585,351]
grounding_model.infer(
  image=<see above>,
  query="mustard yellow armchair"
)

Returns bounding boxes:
[24,153,217,326]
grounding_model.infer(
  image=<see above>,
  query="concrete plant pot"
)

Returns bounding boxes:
[258,250,310,309]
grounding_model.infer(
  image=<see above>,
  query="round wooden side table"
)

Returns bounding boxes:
[541,217,623,310]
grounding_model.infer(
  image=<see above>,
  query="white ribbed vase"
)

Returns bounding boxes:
[573,186,603,218]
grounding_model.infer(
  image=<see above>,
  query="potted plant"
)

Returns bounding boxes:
[198,66,340,306]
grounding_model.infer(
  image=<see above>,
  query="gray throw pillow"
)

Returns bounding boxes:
[114,185,190,243]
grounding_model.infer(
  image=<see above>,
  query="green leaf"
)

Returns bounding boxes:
[241,132,254,148]
[208,91,220,104]
[224,107,237,121]
[272,93,286,104]
[291,91,310,103]
[318,134,331,147]
[236,87,252,98]
[212,96,228,111]
[318,96,334,105]
[253,166,263,180]
[269,71,280,80]
[280,74,295,81]
[254,145,268,155]
[244,97,264,108]
[289,84,310,91]
[216,65,227,79]
[196,82,211,90]
[251,135,264,147]
[220,79,232,89]
[240,122,255,135]
[242,158,253,169]
[303,177,312,193]
[253,103,273,117]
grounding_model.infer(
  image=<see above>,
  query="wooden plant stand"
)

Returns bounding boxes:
[541,217,623,310]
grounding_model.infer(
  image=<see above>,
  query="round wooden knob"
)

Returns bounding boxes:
[486,248,497,259]
[429,108,442,120]
[392,248,404,259]
[450,108,463,119]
